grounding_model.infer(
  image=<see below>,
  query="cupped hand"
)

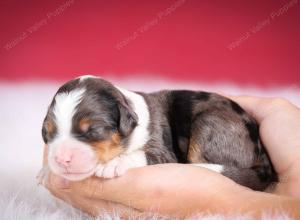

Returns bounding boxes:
[227,96,300,197]
[44,163,248,216]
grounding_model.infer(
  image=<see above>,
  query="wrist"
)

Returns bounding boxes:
[230,189,300,218]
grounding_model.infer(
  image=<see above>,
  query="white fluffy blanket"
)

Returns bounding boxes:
[0,78,299,220]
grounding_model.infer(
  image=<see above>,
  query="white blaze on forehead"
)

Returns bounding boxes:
[53,88,86,138]
[77,75,100,82]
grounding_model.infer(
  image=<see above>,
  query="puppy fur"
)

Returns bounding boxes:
[42,76,277,190]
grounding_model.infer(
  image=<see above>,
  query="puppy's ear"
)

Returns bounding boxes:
[118,102,138,137]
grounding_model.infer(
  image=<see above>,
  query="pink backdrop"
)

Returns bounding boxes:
[0,0,299,86]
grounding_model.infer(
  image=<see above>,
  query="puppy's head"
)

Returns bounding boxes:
[42,76,138,180]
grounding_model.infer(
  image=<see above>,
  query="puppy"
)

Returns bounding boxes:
[41,75,277,190]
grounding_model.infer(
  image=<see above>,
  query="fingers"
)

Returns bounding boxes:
[43,172,114,200]
[44,172,70,190]
[42,164,248,216]
[227,95,265,121]
[42,172,139,217]
[43,144,48,166]
[42,173,122,216]
[69,176,106,199]
[221,94,273,123]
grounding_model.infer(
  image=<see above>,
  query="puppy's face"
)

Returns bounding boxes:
[42,77,137,180]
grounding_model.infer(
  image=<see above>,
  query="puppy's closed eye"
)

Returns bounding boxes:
[75,118,111,142]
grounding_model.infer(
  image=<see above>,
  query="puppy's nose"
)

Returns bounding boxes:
[55,153,72,168]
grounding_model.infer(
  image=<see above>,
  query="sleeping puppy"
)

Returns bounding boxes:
[41,75,277,190]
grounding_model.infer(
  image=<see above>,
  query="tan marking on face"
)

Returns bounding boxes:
[91,133,124,163]
[45,120,55,134]
[187,138,206,163]
[79,118,91,133]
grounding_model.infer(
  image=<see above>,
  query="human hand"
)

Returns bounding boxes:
[227,96,300,197]
[41,146,246,216]
[44,163,249,216]
[39,145,141,217]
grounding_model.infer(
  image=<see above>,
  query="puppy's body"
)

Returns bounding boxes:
[42,76,277,190]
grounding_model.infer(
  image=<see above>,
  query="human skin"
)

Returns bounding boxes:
[42,96,300,218]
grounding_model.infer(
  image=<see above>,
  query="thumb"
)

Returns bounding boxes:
[220,93,270,123]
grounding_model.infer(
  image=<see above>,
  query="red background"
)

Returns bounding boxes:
[0,0,299,86]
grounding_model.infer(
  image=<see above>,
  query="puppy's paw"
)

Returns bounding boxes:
[115,156,132,176]
[102,157,122,178]
[95,163,105,178]
[94,156,131,179]
[95,158,121,179]
[36,166,50,186]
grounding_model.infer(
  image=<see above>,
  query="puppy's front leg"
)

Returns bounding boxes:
[95,150,147,179]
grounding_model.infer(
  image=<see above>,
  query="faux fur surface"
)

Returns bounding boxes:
[0,78,299,220]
